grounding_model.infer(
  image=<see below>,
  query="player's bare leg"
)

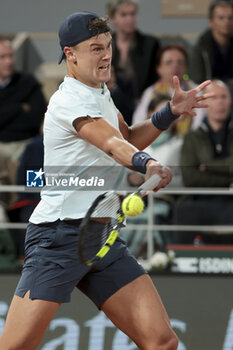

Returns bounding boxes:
[101,274,178,350]
[0,291,60,350]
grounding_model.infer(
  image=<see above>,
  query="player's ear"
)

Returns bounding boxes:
[64,46,77,64]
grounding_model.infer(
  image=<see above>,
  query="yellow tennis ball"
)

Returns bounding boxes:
[122,195,144,217]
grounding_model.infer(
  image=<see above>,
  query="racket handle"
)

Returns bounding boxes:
[139,174,161,193]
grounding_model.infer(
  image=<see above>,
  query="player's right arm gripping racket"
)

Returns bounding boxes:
[78,174,161,266]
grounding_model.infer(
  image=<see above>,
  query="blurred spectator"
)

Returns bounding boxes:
[175,80,233,244]
[0,203,18,270]
[146,94,173,151]
[181,80,233,187]
[125,94,183,254]
[132,44,202,134]
[189,0,233,84]
[128,94,172,189]
[7,134,44,261]
[145,94,184,186]
[0,38,46,187]
[106,65,135,125]
[0,158,10,205]
[129,93,184,186]
[106,0,160,101]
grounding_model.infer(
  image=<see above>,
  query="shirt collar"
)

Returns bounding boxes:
[0,77,11,89]
[64,76,107,95]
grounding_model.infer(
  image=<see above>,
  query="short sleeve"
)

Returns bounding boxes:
[51,90,104,132]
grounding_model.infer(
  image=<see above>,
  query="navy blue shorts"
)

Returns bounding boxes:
[15,219,146,309]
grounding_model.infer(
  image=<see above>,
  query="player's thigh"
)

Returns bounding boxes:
[101,274,178,349]
[0,291,60,350]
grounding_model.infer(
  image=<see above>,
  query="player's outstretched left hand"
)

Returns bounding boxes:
[170,76,214,117]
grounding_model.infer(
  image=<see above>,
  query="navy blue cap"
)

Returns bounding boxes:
[58,12,108,64]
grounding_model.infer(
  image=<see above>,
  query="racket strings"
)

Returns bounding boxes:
[79,193,121,264]
[90,192,121,219]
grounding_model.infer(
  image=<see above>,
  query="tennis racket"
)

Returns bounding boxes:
[78,174,161,266]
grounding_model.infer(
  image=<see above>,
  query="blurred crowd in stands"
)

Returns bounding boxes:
[0,0,233,266]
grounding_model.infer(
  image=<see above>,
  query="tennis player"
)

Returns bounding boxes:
[0,12,213,350]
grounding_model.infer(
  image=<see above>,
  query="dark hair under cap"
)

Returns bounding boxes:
[58,11,110,64]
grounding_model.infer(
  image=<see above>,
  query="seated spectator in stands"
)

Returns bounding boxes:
[7,134,44,261]
[145,95,184,186]
[106,65,135,125]
[146,94,173,149]
[132,44,202,133]
[181,80,233,187]
[175,80,233,244]
[106,0,160,101]
[126,94,183,251]
[189,0,233,84]
[129,93,185,187]
[0,204,18,269]
[0,158,10,205]
[0,38,46,186]
[128,94,172,188]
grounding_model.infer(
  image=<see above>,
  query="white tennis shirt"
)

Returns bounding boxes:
[30,76,125,224]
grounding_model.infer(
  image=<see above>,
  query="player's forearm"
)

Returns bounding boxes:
[127,119,162,150]
[127,102,179,150]
[105,137,163,180]
[105,136,139,168]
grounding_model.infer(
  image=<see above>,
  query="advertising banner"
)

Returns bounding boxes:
[0,273,233,349]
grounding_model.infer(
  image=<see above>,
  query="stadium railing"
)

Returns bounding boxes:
[1,185,233,260]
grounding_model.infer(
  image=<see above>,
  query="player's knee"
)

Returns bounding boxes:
[159,330,178,350]
[144,328,178,350]
[165,332,179,350]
